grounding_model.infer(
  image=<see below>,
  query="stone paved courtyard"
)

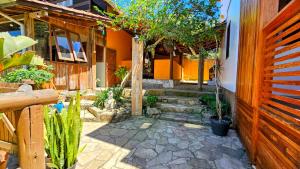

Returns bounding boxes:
[76,117,251,169]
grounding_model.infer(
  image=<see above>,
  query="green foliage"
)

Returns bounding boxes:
[199,94,230,116]
[0,32,45,71]
[93,87,124,109]
[93,89,109,109]
[146,95,158,107]
[44,92,84,169]
[3,66,53,88]
[96,0,222,59]
[115,66,128,81]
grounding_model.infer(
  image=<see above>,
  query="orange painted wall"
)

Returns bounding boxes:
[154,58,214,81]
[153,58,181,80]
[106,29,132,70]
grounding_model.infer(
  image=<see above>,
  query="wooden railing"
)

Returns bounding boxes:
[0,89,58,169]
[254,1,300,168]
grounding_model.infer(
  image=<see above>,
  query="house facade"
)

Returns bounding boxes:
[0,0,132,90]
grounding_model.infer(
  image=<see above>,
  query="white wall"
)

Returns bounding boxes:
[96,62,106,87]
[220,0,240,92]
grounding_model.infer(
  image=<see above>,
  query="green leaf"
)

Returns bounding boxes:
[0,32,37,59]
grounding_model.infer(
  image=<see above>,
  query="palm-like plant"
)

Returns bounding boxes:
[0,32,44,72]
[44,92,84,169]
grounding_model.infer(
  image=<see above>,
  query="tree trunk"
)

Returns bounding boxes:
[198,56,204,90]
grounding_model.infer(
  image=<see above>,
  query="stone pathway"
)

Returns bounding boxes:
[76,117,251,169]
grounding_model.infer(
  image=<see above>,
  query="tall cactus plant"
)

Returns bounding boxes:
[44,92,84,169]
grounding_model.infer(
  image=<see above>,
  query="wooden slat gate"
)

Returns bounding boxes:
[251,1,300,168]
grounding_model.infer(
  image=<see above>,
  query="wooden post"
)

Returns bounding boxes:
[17,105,45,169]
[91,28,97,90]
[198,57,204,89]
[131,37,143,116]
[169,52,173,80]
[103,46,107,87]
[24,13,35,50]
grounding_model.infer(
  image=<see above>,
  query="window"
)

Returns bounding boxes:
[70,32,87,62]
[50,26,87,62]
[53,28,75,61]
[225,21,231,59]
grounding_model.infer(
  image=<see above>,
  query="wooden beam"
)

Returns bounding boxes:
[1,114,16,137]
[0,89,58,112]
[131,38,143,116]
[0,14,23,24]
[0,140,17,153]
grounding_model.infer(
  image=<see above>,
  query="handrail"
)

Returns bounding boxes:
[0,89,58,112]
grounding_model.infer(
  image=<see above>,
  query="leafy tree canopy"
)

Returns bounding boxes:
[96,0,222,53]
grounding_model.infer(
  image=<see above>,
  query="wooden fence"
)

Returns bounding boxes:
[237,1,300,168]
[0,89,58,169]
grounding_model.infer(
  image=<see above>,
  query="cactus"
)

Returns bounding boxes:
[44,92,84,169]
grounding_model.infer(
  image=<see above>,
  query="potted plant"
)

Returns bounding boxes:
[0,32,45,92]
[44,92,85,169]
[2,66,53,90]
[210,58,231,136]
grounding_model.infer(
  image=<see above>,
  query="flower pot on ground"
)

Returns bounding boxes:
[210,116,231,136]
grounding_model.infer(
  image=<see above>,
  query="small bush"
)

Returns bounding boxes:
[93,87,124,109]
[199,94,231,116]
[115,66,128,81]
[3,66,53,87]
[146,95,158,107]
[93,89,109,109]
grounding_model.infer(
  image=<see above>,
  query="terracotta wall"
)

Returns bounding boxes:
[153,58,214,81]
[106,29,132,70]
[154,59,182,80]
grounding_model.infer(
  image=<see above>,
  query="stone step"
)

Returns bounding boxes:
[156,103,204,113]
[157,96,200,106]
[158,112,210,125]
[146,89,214,97]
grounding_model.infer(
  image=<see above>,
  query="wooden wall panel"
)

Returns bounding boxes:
[236,0,260,105]
[236,0,300,168]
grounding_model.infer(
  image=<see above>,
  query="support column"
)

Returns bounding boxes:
[131,37,143,116]
[24,13,35,50]
[91,28,96,90]
[169,51,173,80]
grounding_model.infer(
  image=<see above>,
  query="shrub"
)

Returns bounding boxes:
[44,92,84,169]
[199,94,231,116]
[3,66,53,88]
[115,66,128,81]
[93,89,109,109]
[93,87,124,109]
[146,95,158,107]
[110,86,124,102]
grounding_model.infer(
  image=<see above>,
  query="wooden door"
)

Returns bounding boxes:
[106,48,117,87]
